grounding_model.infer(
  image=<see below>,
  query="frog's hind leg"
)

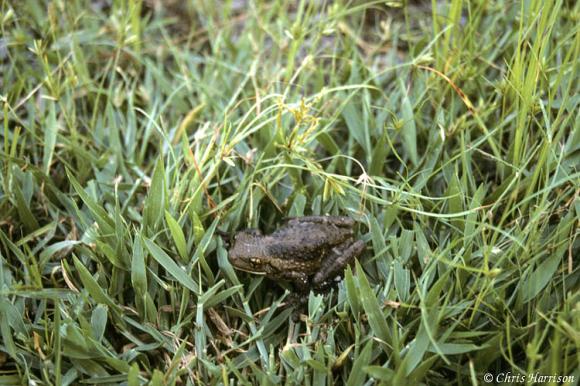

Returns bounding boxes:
[285,215,355,227]
[313,239,365,286]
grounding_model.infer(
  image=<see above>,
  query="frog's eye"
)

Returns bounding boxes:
[249,258,261,267]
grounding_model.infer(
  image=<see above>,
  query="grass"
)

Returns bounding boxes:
[0,0,578,384]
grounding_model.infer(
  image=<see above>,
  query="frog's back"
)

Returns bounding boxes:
[266,222,352,260]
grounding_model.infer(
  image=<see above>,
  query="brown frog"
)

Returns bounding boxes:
[227,216,365,294]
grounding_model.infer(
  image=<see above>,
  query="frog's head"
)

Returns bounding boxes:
[227,230,269,275]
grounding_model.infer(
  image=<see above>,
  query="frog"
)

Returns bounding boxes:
[227,216,365,295]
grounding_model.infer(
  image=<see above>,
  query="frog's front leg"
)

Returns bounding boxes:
[313,239,365,286]
[278,270,310,292]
